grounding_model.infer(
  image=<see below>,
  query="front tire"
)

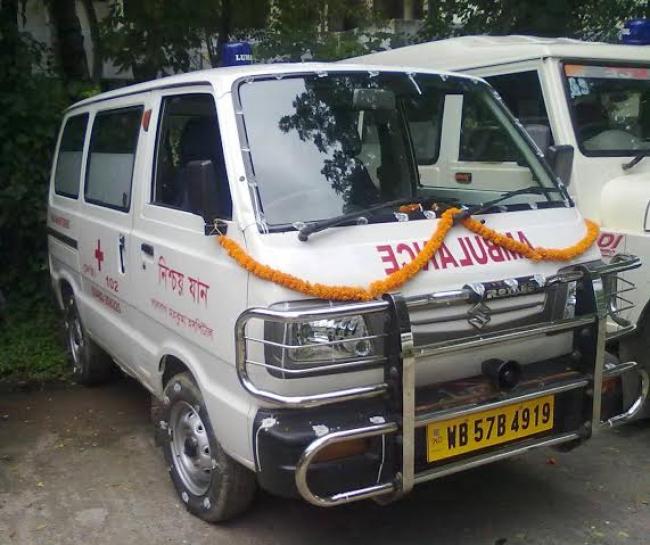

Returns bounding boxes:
[161,372,257,522]
[63,294,114,385]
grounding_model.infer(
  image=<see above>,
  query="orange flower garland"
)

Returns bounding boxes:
[397,203,422,214]
[217,207,599,302]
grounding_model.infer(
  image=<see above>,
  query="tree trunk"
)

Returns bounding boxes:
[50,0,89,81]
[215,0,232,66]
[80,0,102,83]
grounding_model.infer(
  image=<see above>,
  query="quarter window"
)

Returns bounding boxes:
[153,94,232,219]
[54,113,89,198]
[459,94,525,163]
[486,72,552,132]
[85,106,143,211]
[403,93,444,164]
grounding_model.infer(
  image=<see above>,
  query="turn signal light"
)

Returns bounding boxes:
[312,438,370,463]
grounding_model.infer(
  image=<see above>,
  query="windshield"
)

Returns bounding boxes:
[564,63,650,156]
[237,71,560,228]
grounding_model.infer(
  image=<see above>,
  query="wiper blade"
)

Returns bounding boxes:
[298,196,439,242]
[468,186,565,217]
[622,149,650,171]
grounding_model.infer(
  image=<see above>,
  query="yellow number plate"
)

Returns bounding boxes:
[426,395,555,463]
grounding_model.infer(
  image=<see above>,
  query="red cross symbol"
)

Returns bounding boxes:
[94,239,104,271]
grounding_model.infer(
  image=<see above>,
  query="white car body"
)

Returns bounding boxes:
[353,36,650,339]
[47,62,644,514]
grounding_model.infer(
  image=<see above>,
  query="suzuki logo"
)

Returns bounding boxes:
[467,302,491,330]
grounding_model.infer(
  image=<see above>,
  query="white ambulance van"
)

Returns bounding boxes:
[353,30,650,404]
[47,61,644,521]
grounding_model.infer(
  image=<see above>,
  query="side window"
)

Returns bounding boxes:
[153,94,232,219]
[403,94,444,164]
[85,106,143,211]
[459,95,525,162]
[54,113,89,198]
[485,71,554,144]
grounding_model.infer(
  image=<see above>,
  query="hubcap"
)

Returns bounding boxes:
[66,307,84,374]
[169,400,212,496]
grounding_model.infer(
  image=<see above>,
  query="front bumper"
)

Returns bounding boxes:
[238,256,646,506]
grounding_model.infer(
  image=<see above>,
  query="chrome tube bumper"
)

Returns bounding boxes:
[601,361,650,427]
[237,256,643,507]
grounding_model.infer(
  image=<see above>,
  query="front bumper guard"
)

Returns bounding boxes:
[601,360,649,427]
[236,256,644,507]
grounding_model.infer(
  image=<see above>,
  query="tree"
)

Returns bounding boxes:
[100,0,269,81]
[0,1,67,293]
[81,0,103,82]
[49,0,90,81]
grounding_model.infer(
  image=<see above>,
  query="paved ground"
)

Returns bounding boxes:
[1,378,650,545]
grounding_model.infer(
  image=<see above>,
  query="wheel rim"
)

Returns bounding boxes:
[169,400,212,496]
[66,305,84,374]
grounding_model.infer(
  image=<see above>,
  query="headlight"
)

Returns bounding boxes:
[289,316,375,362]
[264,303,388,376]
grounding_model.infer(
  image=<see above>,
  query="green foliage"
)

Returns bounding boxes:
[101,0,269,80]
[0,293,68,383]
[419,0,650,42]
[0,22,71,383]
[101,0,208,80]
[0,27,67,295]
[251,0,394,62]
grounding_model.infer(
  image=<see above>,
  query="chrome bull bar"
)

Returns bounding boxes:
[601,361,650,427]
[236,256,643,507]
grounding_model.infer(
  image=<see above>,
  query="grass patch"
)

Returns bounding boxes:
[0,293,69,383]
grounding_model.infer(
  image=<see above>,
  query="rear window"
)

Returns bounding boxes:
[85,106,143,211]
[54,114,89,198]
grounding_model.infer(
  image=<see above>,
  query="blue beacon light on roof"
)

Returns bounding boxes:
[620,19,650,45]
[221,42,254,67]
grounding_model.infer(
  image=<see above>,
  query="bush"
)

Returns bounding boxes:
[0,293,69,383]
[0,28,67,294]
[0,26,70,382]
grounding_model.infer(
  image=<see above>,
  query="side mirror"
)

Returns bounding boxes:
[524,124,552,156]
[545,144,574,187]
[185,160,221,228]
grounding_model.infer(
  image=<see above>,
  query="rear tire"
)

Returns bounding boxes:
[161,372,257,522]
[63,294,114,385]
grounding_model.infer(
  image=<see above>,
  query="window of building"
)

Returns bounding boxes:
[54,113,89,198]
[85,106,143,211]
[153,94,232,219]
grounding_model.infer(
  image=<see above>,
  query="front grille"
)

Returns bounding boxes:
[405,275,572,348]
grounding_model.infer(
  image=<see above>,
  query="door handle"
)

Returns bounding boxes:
[141,242,154,257]
[118,235,126,274]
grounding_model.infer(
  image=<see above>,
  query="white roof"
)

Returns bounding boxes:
[351,35,650,71]
[68,61,476,111]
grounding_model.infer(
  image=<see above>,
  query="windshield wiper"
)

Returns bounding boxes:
[622,149,650,171]
[298,195,443,242]
[466,186,565,218]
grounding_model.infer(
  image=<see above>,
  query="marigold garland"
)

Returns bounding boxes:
[217,207,600,302]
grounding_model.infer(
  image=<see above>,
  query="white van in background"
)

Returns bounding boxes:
[48,61,644,522]
[353,34,650,407]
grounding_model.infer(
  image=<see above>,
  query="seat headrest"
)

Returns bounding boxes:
[180,117,221,166]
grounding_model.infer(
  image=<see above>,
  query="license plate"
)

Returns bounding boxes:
[426,395,555,463]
